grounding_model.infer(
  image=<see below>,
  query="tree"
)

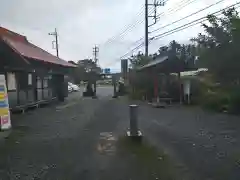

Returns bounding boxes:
[71,59,101,84]
[158,46,168,55]
[129,52,151,69]
[169,40,181,56]
[191,7,240,84]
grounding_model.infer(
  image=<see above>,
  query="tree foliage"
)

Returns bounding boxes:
[128,52,151,69]
[70,59,101,84]
[129,40,196,70]
[192,7,240,84]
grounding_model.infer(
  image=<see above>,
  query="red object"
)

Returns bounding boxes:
[0,27,76,67]
[154,75,158,99]
[1,115,9,125]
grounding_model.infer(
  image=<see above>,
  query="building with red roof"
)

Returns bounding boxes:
[0,27,76,110]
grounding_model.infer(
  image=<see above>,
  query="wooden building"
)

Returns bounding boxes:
[0,27,76,110]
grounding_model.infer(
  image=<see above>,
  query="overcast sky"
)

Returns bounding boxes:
[0,0,238,72]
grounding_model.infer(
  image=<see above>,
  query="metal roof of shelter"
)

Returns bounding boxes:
[137,55,195,73]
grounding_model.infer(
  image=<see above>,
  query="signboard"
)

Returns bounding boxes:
[104,68,110,74]
[0,75,11,130]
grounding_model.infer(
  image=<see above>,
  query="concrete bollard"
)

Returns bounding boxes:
[129,105,138,136]
[127,104,142,142]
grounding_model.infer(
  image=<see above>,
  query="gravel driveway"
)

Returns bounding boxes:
[1,91,239,180]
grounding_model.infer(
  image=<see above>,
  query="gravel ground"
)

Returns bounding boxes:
[1,90,239,180]
[0,92,176,180]
[126,101,240,180]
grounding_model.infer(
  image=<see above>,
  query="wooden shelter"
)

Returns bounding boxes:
[0,27,76,111]
[137,54,195,104]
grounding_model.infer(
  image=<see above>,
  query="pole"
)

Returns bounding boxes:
[93,45,99,64]
[145,0,149,57]
[112,75,118,98]
[92,45,99,97]
[55,28,59,57]
[145,0,166,57]
[49,28,59,58]
[129,105,138,136]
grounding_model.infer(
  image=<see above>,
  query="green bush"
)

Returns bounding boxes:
[228,87,240,114]
[128,89,146,100]
[201,91,230,112]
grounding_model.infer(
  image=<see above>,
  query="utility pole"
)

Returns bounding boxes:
[145,0,165,56]
[49,28,59,57]
[93,45,99,64]
[145,0,149,57]
[92,45,99,98]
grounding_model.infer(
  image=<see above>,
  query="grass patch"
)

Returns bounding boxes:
[117,136,177,180]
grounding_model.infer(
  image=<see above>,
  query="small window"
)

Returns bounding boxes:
[7,73,16,90]
[37,77,42,89]
[28,74,32,85]
[43,78,48,88]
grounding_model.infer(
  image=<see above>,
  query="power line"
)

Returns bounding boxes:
[102,0,194,52]
[145,0,166,56]
[107,1,240,67]
[150,0,226,34]
[100,5,145,46]
[103,1,171,48]
[106,0,201,65]
[102,7,155,47]
[122,0,197,56]
[156,0,198,19]
[152,1,240,40]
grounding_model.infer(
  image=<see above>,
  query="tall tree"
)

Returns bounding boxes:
[70,59,101,83]
[129,52,151,69]
[191,7,240,83]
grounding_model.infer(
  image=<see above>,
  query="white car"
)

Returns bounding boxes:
[68,82,80,92]
[68,85,73,92]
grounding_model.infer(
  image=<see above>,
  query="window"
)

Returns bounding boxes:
[37,77,42,89]
[43,78,48,88]
[7,73,16,90]
[28,74,32,85]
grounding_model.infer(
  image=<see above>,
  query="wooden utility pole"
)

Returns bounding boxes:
[92,45,99,98]
[49,28,59,57]
[145,0,165,57]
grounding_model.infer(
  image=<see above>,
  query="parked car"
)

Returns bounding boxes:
[68,82,80,92]
[68,85,73,92]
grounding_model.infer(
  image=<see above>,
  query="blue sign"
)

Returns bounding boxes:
[104,68,110,74]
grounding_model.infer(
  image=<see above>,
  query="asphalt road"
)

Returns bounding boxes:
[77,85,114,98]
[0,86,240,180]
[96,86,114,97]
